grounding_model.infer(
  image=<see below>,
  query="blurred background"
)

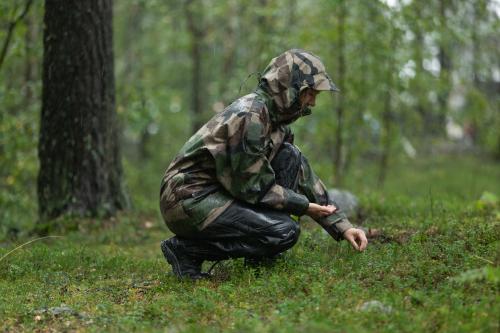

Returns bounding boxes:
[1,0,499,237]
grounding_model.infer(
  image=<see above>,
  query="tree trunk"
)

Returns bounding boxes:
[344,3,371,176]
[218,2,238,104]
[378,27,397,187]
[412,2,432,135]
[24,5,37,104]
[377,76,393,186]
[333,0,346,187]
[38,0,128,223]
[471,1,483,87]
[249,0,272,71]
[436,0,451,135]
[184,0,204,134]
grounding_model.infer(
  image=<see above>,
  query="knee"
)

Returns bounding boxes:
[267,219,300,251]
[284,220,300,245]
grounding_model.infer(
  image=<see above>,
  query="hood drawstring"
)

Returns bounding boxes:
[239,71,261,95]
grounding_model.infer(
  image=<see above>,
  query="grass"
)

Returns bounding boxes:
[0,155,499,332]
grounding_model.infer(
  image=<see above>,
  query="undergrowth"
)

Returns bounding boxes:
[0,156,499,332]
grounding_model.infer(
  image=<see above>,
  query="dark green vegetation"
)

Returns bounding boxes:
[2,0,500,232]
[1,0,499,331]
[1,156,499,332]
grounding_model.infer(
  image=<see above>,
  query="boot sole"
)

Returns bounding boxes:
[160,240,182,278]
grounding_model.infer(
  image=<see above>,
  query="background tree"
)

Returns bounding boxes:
[37,0,128,224]
[332,0,347,186]
[0,0,498,236]
[184,0,206,134]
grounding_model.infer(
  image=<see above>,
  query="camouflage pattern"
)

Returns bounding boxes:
[259,48,339,124]
[160,49,352,237]
[296,152,353,240]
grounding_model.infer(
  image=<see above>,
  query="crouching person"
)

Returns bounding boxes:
[159,49,367,279]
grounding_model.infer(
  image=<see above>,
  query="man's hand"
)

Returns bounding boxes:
[306,203,337,220]
[343,228,368,252]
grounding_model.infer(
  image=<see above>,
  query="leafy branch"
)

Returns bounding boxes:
[0,0,34,72]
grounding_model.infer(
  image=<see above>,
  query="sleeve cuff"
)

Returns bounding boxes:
[332,218,353,235]
[283,189,309,216]
[316,215,353,241]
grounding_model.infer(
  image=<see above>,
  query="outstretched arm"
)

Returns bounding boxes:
[297,150,367,250]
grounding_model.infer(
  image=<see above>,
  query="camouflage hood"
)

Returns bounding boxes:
[257,49,339,125]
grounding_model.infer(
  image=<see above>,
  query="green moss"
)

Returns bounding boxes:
[1,156,499,332]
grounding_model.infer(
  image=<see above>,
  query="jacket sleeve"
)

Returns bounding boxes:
[297,154,353,241]
[214,111,309,216]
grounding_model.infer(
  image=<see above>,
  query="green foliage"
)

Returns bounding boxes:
[1,0,499,228]
[0,2,499,329]
[0,1,43,237]
[1,156,499,332]
[476,191,498,210]
[452,266,500,285]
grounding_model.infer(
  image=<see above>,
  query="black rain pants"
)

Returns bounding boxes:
[169,143,303,261]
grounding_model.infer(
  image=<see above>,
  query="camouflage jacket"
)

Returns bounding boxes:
[160,49,353,239]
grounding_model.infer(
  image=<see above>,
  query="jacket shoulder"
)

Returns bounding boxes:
[221,93,269,126]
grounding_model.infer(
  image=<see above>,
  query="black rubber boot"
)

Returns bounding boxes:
[160,238,211,280]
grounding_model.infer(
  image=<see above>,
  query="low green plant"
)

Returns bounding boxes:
[0,156,499,332]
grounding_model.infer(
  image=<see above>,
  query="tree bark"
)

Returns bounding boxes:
[38,0,128,223]
[248,0,272,72]
[344,2,371,175]
[23,4,37,104]
[184,0,205,134]
[333,0,346,187]
[436,0,452,135]
[378,69,393,186]
[218,2,238,104]
[411,2,432,134]
[378,27,397,187]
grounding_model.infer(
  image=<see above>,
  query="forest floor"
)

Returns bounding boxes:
[0,155,499,332]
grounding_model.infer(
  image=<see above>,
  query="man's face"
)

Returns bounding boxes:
[300,88,320,111]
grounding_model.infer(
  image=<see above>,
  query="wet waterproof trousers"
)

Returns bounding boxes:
[169,143,303,261]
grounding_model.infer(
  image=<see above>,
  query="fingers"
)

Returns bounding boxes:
[347,235,360,251]
[307,203,337,219]
[320,205,334,216]
[358,232,368,251]
[344,229,368,252]
[319,204,336,216]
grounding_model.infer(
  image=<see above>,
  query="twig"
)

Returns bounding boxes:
[471,254,494,265]
[0,235,63,264]
[0,0,34,71]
